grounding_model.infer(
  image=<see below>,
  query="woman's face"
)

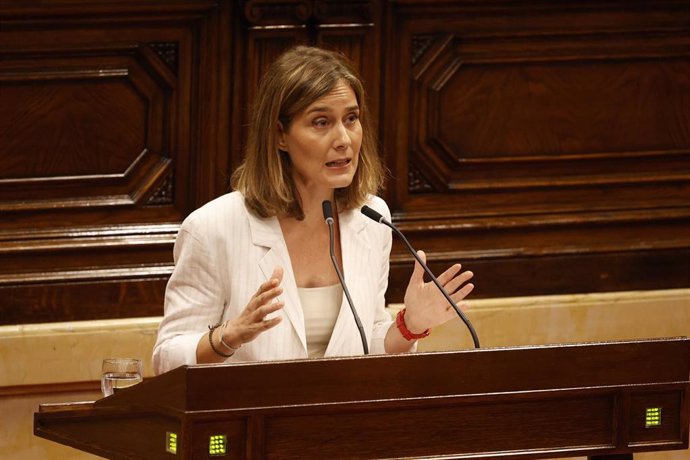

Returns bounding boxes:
[278,80,362,198]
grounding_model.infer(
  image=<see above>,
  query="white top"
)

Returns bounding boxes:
[298,283,343,358]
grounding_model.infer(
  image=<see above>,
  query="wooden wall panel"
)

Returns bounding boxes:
[382,0,690,300]
[0,48,172,207]
[0,1,231,324]
[1,0,688,325]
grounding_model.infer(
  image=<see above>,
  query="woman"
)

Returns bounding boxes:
[152,46,474,374]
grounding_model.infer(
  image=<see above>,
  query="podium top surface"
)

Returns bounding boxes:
[92,337,690,414]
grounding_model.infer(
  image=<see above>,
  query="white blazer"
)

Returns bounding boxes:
[152,192,394,374]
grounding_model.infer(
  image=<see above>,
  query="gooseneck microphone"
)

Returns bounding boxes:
[361,205,480,349]
[322,200,369,354]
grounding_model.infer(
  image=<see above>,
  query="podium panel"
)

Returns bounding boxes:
[35,338,690,459]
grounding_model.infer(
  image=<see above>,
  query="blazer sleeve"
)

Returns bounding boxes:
[152,215,225,374]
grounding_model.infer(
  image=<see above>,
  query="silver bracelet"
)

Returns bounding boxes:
[207,324,233,358]
[219,321,241,352]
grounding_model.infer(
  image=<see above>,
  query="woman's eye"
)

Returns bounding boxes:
[313,118,329,127]
[346,113,360,124]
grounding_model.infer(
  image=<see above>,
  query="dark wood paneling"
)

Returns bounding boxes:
[0,47,173,206]
[265,396,615,458]
[382,0,690,300]
[0,278,169,324]
[0,1,230,324]
[1,0,688,324]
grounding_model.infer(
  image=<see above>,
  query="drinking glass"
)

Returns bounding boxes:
[101,358,143,397]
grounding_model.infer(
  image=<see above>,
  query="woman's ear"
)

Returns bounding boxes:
[277,122,288,152]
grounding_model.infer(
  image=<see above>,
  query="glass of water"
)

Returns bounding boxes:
[101,358,143,397]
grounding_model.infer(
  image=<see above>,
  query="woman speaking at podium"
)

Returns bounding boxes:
[153,46,474,375]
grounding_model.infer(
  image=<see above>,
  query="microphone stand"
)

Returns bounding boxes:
[361,205,480,349]
[323,201,369,354]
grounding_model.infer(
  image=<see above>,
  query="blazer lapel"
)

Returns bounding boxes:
[247,212,307,353]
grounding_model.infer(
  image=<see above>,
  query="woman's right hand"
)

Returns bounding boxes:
[221,266,285,348]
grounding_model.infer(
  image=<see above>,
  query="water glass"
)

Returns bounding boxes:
[101,358,143,397]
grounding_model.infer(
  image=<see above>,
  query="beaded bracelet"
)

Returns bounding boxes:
[207,324,234,358]
[396,308,430,341]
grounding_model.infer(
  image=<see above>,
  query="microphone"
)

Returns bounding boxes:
[361,205,480,348]
[322,200,369,354]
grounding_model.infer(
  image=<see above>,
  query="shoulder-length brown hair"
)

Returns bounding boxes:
[231,45,384,219]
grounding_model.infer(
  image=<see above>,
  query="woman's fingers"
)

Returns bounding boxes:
[250,267,284,309]
[260,316,282,330]
[223,269,286,347]
[253,265,283,297]
[269,266,284,283]
[249,285,282,310]
[254,277,279,298]
[451,283,475,304]
[436,263,462,286]
[260,285,282,303]
[231,300,284,341]
[403,254,476,332]
[442,270,474,295]
[407,250,427,288]
[253,300,284,320]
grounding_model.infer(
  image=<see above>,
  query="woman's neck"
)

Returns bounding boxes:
[295,189,337,224]
[278,189,342,288]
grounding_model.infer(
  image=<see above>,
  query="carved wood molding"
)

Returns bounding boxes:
[0,1,217,21]
[244,0,311,25]
[407,161,434,194]
[148,42,179,74]
[145,170,175,206]
[411,34,437,65]
[243,0,373,26]
[0,266,174,286]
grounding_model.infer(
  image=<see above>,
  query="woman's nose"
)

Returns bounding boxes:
[333,122,351,149]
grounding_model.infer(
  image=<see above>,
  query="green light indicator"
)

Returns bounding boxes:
[166,431,178,454]
[209,434,228,456]
[645,407,662,428]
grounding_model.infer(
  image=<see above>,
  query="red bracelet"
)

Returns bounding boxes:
[396,308,430,341]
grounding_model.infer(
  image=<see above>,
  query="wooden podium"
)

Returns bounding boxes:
[35,338,690,459]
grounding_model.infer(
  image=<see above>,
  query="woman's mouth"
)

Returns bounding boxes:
[326,158,351,168]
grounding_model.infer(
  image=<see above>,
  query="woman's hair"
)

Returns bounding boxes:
[231,45,384,219]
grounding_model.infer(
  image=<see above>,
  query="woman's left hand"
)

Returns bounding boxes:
[402,250,474,333]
